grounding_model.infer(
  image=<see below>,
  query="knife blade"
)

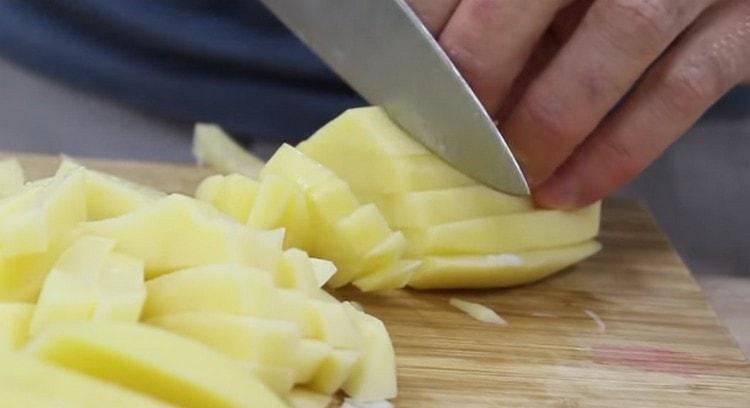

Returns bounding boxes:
[258,0,530,195]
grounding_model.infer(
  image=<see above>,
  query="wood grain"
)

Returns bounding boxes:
[7,152,750,408]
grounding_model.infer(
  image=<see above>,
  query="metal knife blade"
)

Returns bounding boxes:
[259,0,530,195]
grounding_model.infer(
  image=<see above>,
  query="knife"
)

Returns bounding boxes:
[258,0,530,195]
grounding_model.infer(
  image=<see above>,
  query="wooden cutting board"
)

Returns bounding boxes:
[9,152,750,407]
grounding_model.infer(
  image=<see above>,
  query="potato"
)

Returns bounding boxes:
[148,312,299,394]
[83,194,284,277]
[195,173,259,223]
[342,305,397,401]
[0,166,85,257]
[403,203,601,256]
[0,351,170,407]
[292,106,603,289]
[247,174,312,249]
[287,387,332,408]
[307,349,360,394]
[193,123,265,178]
[0,158,24,198]
[409,240,603,289]
[0,303,33,350]
[143,264,276,319]
[26,321,287,408]
[374,185,532,228]
[58,157,164,220]
[30,236,145,335]
[297,107,473,197]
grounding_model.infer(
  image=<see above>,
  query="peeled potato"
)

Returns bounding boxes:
[27,321,287,408]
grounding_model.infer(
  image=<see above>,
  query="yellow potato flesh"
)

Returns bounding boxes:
[375,185,533,228]
[307,348,360,394]
[409,240,603,289]
[277,248,323,294]
[83,194,284,277]
[298,107,474,196]
[404,203,601,256]
[195,173,259,223]
[342,306,397,401]
[143,264,276,319]
[248,174,312,249]
[59,157,164,220]
[0,166,85,257]
[262,144,407,288]
[193,123,265,178]
[0,352,171,407]
[27,322,286,408]
[0,303,33,350]
[148,312,298,394]
[0,158,24,198]
[287,387,332,408]
[30,236,145,335]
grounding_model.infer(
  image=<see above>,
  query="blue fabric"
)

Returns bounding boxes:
[0,0,363,142]
[0,0,745,143]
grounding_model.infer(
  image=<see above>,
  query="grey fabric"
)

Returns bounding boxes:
[0,57,748,276]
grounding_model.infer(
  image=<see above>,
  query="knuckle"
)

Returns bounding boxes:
[594,0,678,55]
[521,89,579,142]
[660,55,731,116]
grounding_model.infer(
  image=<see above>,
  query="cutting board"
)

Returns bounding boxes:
[8,152,750,407]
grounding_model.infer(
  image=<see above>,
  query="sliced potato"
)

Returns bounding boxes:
[26,321,286,408]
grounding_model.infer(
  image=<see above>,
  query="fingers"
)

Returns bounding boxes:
[438,0,571,115]
[405,0,461,36]
[503,0,714,186]
[535,0,750,208]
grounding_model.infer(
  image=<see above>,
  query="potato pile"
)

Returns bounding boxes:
[198,107,602,290]
[0,158,395,407]
[0,106,601,407]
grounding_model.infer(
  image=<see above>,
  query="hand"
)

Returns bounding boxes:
[407,0,750,208]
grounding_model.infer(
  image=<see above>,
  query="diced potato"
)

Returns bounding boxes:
[308,300,362,350]
[310,257,337,287]
[409,240,602,289]
[26,322,287,408]
[193,123,265,178]
[0,303,33,350]
[83,194,284,277]
[307,349,360,395]
[293,339,332,384]
[374,185,533,228]
[93,252,146,321]
[143,264,276,319]
[148,312,299,394]
[246,362,296,395]
[195,174,259,223]
[343,306,397,401]
[31,236,145,334]
[30,236,115,334]
[0,158,24,198]
[287,387,332,408]
[0,166,86,256]
[404,203,601,256]
[0,230,76,302]
[248,174,312,249]
[277,248,322,294]
[58,157,164,220]
[262,145,406,288]
[148,312,300,369]
[353,260,421,292]
[0,352,170,407]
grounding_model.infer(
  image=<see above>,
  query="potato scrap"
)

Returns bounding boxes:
[449,298,507,325]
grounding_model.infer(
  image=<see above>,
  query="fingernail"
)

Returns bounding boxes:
[533,174,581,209]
